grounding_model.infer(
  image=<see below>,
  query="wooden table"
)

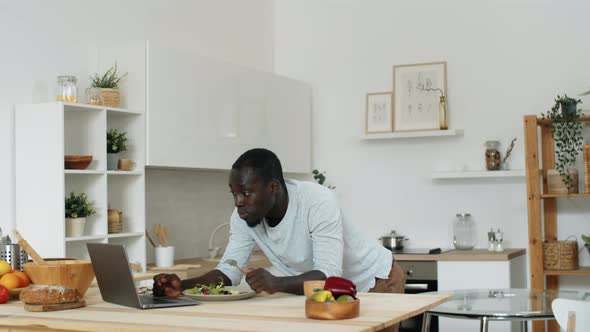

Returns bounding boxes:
[0,288,449,332]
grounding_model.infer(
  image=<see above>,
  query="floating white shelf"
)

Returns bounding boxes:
[62,102,143,115]
[362,129,463,140]
[106,232,144,239]
[65,235,106,242]
[107,170,143,175]
[432,169,526,179]
[65,170,104,175]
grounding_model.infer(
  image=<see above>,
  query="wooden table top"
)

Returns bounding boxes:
[0,288,449,332]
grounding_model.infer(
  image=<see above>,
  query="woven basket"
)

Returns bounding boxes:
[543,240,578,270]
[547,169,578,194]
[101,88,121,108]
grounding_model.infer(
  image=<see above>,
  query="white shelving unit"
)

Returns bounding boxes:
[431,169,526,179]
[361,129,463,140]
[15,102,146,270]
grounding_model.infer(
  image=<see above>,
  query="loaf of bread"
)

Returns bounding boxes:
[20,285,82,304]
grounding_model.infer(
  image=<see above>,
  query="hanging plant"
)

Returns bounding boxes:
[541,94,584,190]
[312,169,335,189]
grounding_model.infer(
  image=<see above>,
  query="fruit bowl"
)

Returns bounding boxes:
[64,155,93,170]
[305,298,360,320]
[23,260,95,296]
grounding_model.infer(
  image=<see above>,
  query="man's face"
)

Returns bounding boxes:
[229,168,276,227]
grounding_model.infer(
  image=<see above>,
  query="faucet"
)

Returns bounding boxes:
[208,222,230,259]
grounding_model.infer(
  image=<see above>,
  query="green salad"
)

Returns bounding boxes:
[184,279,239,296]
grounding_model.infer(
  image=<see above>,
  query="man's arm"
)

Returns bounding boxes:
[245,269,326,295]
[153,270,233,297]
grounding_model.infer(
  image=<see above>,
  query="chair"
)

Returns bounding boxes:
[552,298,590,332]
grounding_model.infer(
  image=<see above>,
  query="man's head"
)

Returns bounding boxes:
[229,149,286,227]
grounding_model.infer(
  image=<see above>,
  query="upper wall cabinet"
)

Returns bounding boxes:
[146,42,312,173]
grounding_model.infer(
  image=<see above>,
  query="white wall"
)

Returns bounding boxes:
[0,104,14,236]
[273,0,590,290]
[0,0,274,254]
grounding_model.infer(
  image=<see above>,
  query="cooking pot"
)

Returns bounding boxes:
[379,230,409,250]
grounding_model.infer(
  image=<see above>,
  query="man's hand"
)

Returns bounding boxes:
[244,268,280,294]
[153,273,183,297]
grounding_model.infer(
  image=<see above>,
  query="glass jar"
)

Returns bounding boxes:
[485,140,501,171]
[56,76,79,103]
[85,87,104,105]
[453,213,476,250]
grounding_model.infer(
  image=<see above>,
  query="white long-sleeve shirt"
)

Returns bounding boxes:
[216,179,392,292]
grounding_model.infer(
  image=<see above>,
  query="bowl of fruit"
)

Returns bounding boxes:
[305,276,360,320]
[0,259,32,303]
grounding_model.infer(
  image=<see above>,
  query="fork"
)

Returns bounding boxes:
[224,259,252,274]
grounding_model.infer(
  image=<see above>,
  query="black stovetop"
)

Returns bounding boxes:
[389,248,452,255]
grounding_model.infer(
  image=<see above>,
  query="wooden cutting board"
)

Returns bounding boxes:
[24,299,86,312]
[147,264,204,279]
[147,264,202,271]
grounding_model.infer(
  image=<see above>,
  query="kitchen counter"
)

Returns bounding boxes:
[146,255,272,279]
[0,288,449,332]
[394,248,526,262]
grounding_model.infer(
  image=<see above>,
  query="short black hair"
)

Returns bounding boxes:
[232,148,286,188]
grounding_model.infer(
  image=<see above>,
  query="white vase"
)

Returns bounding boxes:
[155,246,175,267]
[65,217,86,237]
[107,153,119,170]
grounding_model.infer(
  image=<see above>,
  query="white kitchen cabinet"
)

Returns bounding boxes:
[15,102,146,269]
[437,255,527,332]
[146,41,312,173]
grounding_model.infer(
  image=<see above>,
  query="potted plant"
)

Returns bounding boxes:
[583,235,590,255]
[90,62,128,108]
[65,192,96,237]
[312,169,335,189]
[107,128,128,170]
[541,95,584,192]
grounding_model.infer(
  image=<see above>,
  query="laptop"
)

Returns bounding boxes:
[87,243,200,309]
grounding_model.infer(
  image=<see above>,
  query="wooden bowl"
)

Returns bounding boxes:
[305,299,360,320]
[64,155,93,170]
[303,280,325,299]
[23,260,95,296]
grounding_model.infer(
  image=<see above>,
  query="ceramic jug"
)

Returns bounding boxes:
[108,209,122,224]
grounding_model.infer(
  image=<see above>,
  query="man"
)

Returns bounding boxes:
[154,148,405,299]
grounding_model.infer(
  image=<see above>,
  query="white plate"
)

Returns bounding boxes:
[182,290,256,302]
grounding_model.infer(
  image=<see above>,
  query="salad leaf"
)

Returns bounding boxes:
[185,278,239,296]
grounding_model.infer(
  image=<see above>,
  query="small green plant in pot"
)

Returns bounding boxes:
[65,192,96,237]
[90,62,128,107]
[312,169,335,190]
[582,235,590,255]
[541,95,584,191]
[107,128,128,170]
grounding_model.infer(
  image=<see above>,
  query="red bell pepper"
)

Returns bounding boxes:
[323,276,357,299]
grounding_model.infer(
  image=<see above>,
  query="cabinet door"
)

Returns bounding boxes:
[147,43,311,172]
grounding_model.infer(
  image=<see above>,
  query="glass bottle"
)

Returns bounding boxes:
[485,140,501,171]
[85,87,104,105]
[56,76,79,103]
[453,213,476,250]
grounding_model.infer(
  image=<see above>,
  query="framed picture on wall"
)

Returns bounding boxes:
[365,92,393,134]
[393,61,447,131]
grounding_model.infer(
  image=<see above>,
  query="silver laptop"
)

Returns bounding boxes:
[87,243,200,309]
